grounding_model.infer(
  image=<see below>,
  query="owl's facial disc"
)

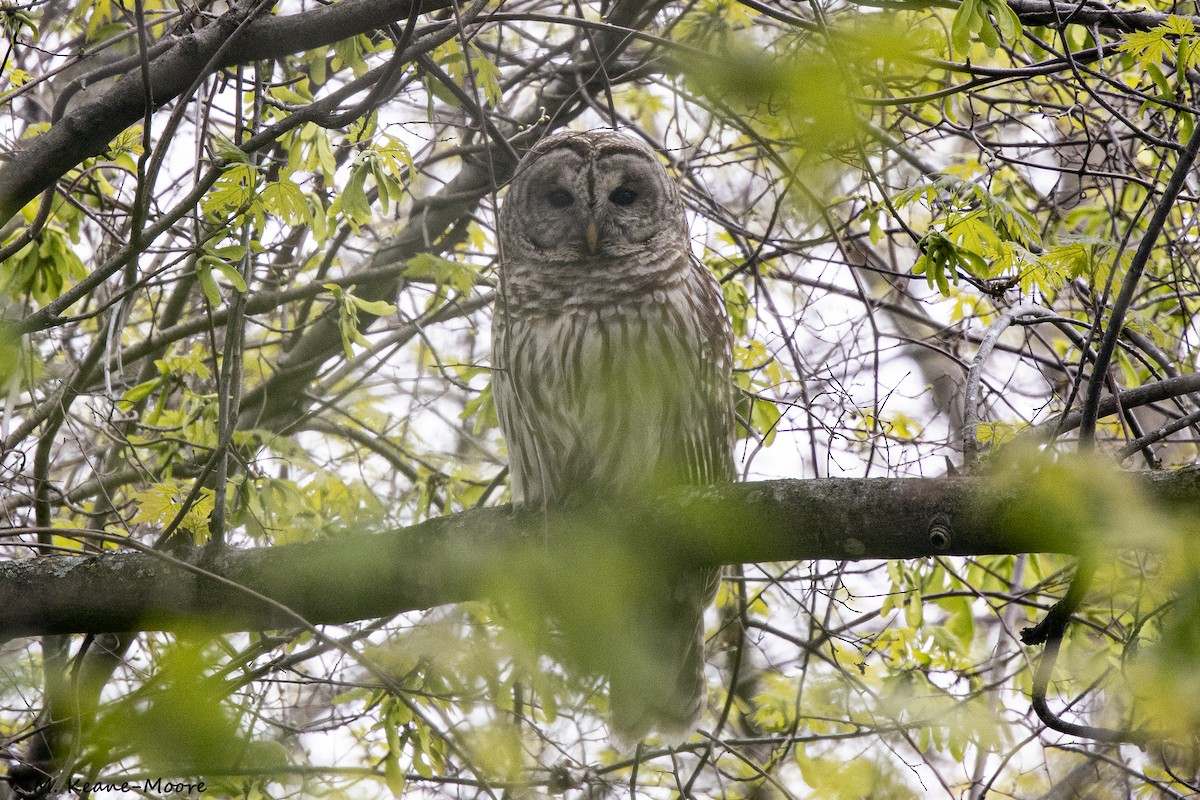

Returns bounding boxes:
[514,148,673,260]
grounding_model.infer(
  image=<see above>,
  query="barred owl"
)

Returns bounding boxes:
[492,130,735,740]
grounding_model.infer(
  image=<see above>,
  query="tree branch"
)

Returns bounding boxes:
[1023,373,1200,442]
[4,470,1198,638]
[1004,0,1193,29]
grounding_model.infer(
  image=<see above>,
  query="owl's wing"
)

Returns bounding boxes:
[672,259,736,486]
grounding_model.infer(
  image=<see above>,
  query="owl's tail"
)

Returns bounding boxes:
[608,567,717,745]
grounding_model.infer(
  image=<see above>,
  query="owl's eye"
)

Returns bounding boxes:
[546,188,574,208]
[609,187,638,206]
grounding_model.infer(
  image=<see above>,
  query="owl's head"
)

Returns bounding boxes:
[499,130,686,267]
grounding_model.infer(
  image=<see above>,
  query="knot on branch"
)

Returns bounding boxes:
[928,515,952,550]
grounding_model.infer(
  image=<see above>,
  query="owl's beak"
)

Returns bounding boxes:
[585,220,600,254]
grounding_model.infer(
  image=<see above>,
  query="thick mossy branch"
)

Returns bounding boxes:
[4,470,1197,637]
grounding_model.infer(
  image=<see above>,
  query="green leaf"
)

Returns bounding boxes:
[338,161,373,228]
[212,261,248,293]
[940,596,976,645]
[4,8,37,37]
[383,702,406,797]
[958,247,989,276]
[460,382,496,434]
[471,52,504,106]
[404,253,480,293]
[212,245,247,262]
[977,12,1001,50]
[308,49,327,85]
[201,163,259,217]
[350,296,397,317]
[120,377,161,409]
[0,327,19,388]
[904,591,924,628]
[262,180,313,226]
[129,481,216,543]
[196,261,221,305]
[211,133,250,164]
[323,283,376,360]
[988,0,1022,42]
[1119,27,1174,66]
[935,260,951,295]
[952,0,979,55]
[1164,14,1195,35]
[750,396,783,445]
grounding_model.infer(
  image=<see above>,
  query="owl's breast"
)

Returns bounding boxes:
[501,249,695,309]
[505,286,706,384]
[491,258,733,502]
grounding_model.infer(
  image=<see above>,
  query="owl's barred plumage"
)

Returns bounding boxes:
[492,131,735,741]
